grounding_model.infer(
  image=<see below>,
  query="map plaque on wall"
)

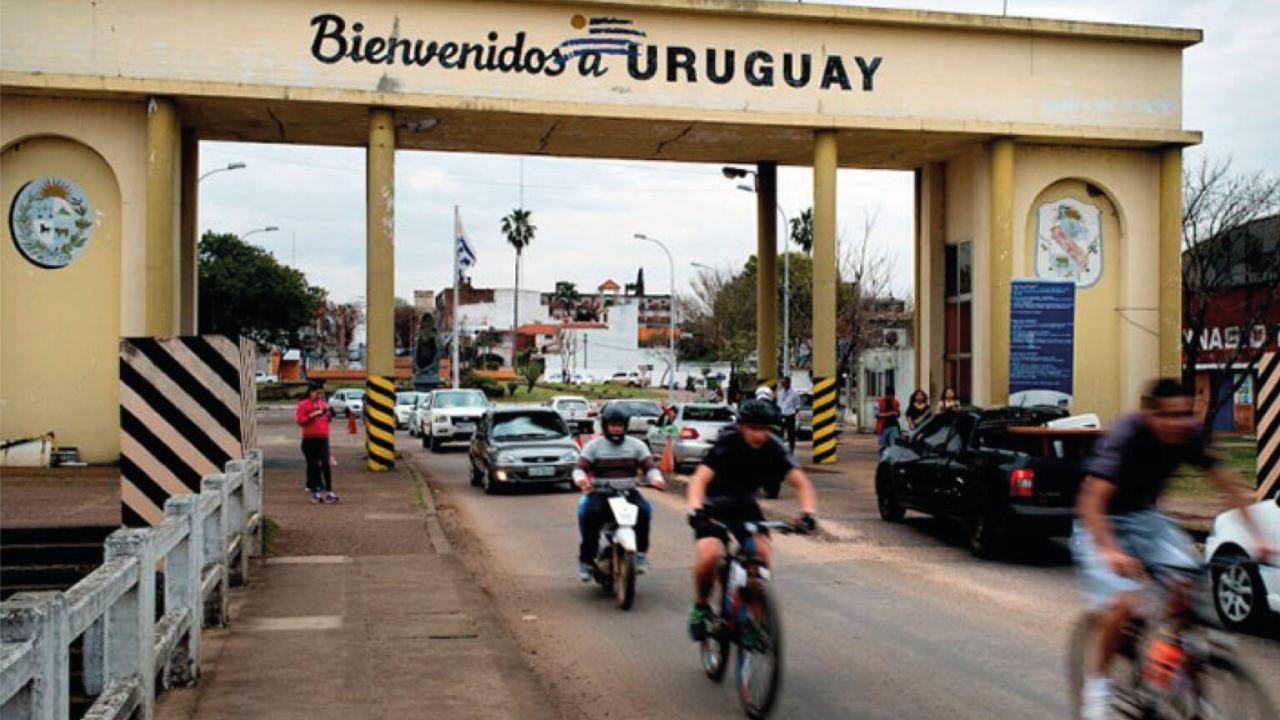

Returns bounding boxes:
[8,176,94,269]
[1034,197,1102,288]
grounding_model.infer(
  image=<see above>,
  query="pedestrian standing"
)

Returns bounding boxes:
[904,390,932,431]
[875,385,901,455]
[296,380,338,504]
[939,386,959,413]
[777,377,801,453]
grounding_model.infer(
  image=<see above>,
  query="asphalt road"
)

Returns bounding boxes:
[408,437,1280,720]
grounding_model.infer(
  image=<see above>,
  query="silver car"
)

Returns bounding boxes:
[328,389,364,417]
[468,406,580,494]
[645,403,736,472]
[600,399,665,438]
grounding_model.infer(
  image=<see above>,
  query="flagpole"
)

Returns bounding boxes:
[452,205,461,389]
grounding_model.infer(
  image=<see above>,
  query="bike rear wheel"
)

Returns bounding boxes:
[701,574,731,683]
[736,578,783,719]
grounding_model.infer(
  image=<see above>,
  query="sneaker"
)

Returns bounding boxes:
[310,491,323,504]
[323,491,339,504]
[688,603,710,642]
[1081,676,1112,720]
[577,562,593,583]
[635,553,649,574]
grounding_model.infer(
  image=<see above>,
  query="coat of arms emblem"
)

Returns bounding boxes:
[9,176,94,269]
[1034,198,1103,288]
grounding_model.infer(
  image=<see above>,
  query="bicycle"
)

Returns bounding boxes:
[1065,559,1277,720]
[696,517,807,719]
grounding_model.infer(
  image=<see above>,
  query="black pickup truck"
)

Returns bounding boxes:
[875,406,1100,557]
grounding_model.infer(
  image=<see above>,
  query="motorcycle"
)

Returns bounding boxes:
[592,488,642,611]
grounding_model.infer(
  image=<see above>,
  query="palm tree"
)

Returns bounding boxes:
[501,208,535,367]
[790,207,814,254]
[551,281,580,317]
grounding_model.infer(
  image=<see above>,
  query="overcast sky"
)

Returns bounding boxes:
[199,0,1279,306]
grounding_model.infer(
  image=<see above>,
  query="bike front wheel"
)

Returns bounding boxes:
[736,579,783,719]
[1065,612,1142,719]
[615,548,636,611]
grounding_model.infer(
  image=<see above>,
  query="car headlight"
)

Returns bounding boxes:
[559,450,579,463]
[432,413,449,424]
[496,451,516,464]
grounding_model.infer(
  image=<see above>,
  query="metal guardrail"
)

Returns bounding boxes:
[1,449,264,720]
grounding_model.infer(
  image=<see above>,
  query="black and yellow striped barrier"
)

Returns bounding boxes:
[364,376,397,471]
[811,376,838,465]
[1257,352,1278,501]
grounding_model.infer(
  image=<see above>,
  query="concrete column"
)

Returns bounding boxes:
[179,129,198,334]
[811,130,838,464]
[366,109,396,378]
[755,162,778,386]
[145,97,179,336]
[365,109,397,471]
[913,163,947,399]
[987,138,1015,405]
[1158,147,1183,380]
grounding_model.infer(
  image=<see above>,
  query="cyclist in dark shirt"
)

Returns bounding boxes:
[685,399,817,639]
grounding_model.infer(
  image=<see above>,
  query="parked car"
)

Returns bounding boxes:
[422,389,489,451]
[254,372,278,384]
[606,371,644,387]
[468,406,580,494]
[569,372,597,386]
[1205,495,1280,631]
[549,395,594,434]
[328,389,364,417]
[875,406,1098,557]
[645,403,736,472]
[394,391,423,429]
[409,394,430,437]
[795,391,845,438]
[600,398,665,438]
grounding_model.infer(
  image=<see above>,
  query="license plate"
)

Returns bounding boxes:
[455,423,474,432]
[528,466,555,477]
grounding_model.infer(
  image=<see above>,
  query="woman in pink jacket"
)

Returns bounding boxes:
[296,380,337,504]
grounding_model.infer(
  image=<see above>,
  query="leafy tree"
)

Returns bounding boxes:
[522,356,545,392]
[501,208,536,367]
[393,297,418,353]
[198,231,324,347]
[789,207,814,254]
[552,280,580,316]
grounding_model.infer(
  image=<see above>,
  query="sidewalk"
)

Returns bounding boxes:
[157,420,561,720]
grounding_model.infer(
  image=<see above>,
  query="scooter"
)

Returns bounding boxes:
[592,488,642,611]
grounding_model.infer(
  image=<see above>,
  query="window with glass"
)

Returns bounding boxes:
[944,242,973,403]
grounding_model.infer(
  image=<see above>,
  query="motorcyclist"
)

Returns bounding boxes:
[686,399,818,640]
[1073,378,1274,720]
[573,405,666,581]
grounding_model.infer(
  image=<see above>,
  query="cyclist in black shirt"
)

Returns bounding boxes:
[686,399,817,639]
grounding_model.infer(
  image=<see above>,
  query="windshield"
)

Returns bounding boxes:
[683,406,735,422]
[396,393,417,406]
[613,400,662,416]
[492,412,568,440]
[434,391,486,409]
[556,399,589,410]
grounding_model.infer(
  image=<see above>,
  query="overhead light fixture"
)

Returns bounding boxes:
[721,166,749,179]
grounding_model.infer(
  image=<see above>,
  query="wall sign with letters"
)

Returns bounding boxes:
[8,176,94,269]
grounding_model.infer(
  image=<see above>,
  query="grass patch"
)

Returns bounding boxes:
[260,515,282,555]
[1167,444,1257,498]
[490,382,666,405]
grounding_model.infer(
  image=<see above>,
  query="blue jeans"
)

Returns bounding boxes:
[878,426,899,454]
[578,490,652,564]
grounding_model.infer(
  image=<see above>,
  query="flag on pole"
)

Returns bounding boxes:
[455,207,477,277]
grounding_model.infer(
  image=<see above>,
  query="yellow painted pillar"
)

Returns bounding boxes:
[179,129,198,334]
[988,138,1015,405]
[145,97,179,336]
[811,130,838,464]
[755,161,778,387]
[364,108,397,470]
[1158,147,1182,380]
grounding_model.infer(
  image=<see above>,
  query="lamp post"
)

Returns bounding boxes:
[199,161,246,183]
[241,225,280,240]
[633,233,676,406]
[723,166,792,378]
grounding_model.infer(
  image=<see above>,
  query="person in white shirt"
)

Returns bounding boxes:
[776,377,801,453]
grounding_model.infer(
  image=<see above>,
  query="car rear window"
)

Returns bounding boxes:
[557,399,589,410]
[492,412,568,440]
[683,406,734,422]
[613,400,662,416]
[976,425,1096,459]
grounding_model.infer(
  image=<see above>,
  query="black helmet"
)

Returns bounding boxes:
[601,405,629,444]
[737,399,779,427]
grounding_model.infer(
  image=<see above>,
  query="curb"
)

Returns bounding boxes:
[404,461,454,555]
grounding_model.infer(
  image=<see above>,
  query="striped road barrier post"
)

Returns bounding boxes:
[1257,351,1278,501]
[364,376,397,471]
[811,376,838,465]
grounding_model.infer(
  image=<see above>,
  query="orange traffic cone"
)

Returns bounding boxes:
[347,410,357,434]
[660,436,675,475]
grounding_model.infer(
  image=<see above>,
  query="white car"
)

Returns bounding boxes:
[1205,494,1280,631]
[328,389,364,417]
[394,392,424,429]
[549,395,594,434]
[569,372,596,386]
[409,394,430,437]
[422,388,489,452]
[606,371,644,387]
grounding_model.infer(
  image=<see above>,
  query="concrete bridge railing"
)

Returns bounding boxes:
[1,449,264,720]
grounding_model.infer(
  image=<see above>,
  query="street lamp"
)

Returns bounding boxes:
[633,233,676,406]
[199,162,246,183]
[724,166,793,379]
[242,225,279,240]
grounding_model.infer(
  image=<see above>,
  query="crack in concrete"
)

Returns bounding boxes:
[653,124,694,158]
[536,121,560,154]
